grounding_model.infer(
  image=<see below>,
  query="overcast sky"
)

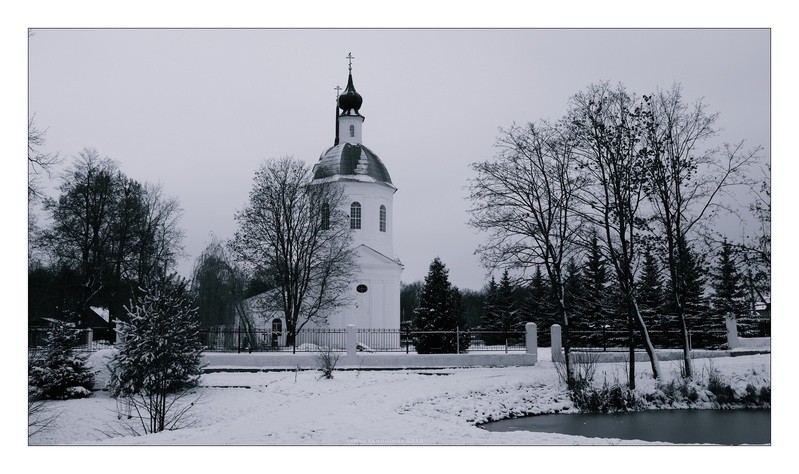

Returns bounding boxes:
[28,28,770,290]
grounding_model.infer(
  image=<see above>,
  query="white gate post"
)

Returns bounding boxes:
[725,314,740,349]
[346,324,357,357]
[551,324,563,362]
[525,322,538,355]
[86,328,93,350]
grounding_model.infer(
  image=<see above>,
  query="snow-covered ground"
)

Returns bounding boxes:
[29,350,770,447]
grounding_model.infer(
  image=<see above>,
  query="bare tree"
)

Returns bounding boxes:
[640,84,759,377]
[468,121,583,386]
[568,82,661,386]
[231,157,357,351]
[28,115,61,202]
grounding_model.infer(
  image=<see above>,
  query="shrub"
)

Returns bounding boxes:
[312,347,341,380]
[29,321,94,400]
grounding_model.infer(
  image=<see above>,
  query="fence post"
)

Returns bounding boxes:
[551,324,563,362]
[456,326,460,354]
[86,328,93,350]
[237,326,241,354]
[406,325,410,354]
[525,322,537,356]
[346,324,357,357]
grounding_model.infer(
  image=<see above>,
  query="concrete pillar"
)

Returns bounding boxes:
[86,328,93,350]
[525,323,538,355]
[725,314,740,349]
[346,324,357,357]
[551,324,563,362]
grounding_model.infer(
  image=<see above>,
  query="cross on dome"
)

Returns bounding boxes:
[346,52,355,72]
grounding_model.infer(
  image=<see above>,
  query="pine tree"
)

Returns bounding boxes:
[29,320,94,400]
[581,232,609,348]
[666,240,716,348]
[108,275,204,434]
[524,266,555,345]
[637,247,665,345]
[412,258,469,354]
[711,239,748,334]
[562,258,587,346]
[481,276,499,331]
[482,270,521,344]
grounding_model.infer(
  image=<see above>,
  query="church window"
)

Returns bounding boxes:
[350,202,361,229]
[349,124,355,137]
[272,318,282,334]
[379,205,386,232]
[356,284,368,293]
[321,203,330,230]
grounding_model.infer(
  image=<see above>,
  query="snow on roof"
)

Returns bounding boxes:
[90,306,110,323]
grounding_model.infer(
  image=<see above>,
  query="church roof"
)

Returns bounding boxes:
[312,143,393,185]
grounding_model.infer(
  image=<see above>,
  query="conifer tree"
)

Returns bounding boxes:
[108,275,204,434]
[637,247,666,345]
[581,231,609,347]
[482,270,521,344]
[525,266,555,345]
[481,276,499,331]
[711,239,748,334]
[29,320,94,400]
[563,258,587,346]
[412,258,469,353]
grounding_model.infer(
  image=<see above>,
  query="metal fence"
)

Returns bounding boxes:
[567,328,730,351]
[201,327,348,352]
[200,327,528,354]
[28,327,112,352]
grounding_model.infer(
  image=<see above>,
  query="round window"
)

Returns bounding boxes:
[356,284,368,293]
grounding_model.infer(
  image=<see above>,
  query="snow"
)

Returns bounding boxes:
[28,351,770,447]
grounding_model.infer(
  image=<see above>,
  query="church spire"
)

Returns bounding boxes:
[334,85,342,146]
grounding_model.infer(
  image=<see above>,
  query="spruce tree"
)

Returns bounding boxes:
[711,239,748,334]
[525,266,555,345]
[482,270,521,344]
[562,258,587,346]
[637,247,665,345]
[582,232,609,348]
[666,240,715,348]
[108,275,204,433]
[481,276,499,331]
[29,320,94,400]
[412,258,469,353]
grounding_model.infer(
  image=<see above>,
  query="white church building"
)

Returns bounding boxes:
[245,59,403,346]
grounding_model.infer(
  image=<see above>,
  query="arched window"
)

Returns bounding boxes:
[350,202,361,229]
[321,203,330,230]
[349,124,355,137]
[379,205,386,232]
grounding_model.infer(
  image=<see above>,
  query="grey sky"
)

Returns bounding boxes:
[28,28,770,290]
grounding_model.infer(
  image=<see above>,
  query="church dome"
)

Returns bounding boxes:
[337,73,363,116]
[312,143,393,185]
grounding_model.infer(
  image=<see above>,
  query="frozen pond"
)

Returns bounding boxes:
[480,409,770,445]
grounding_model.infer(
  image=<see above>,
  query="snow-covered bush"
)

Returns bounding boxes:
[108,276,204,434]
[29,321,94,400]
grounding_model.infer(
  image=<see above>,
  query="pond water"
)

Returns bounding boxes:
[480,409,770,445]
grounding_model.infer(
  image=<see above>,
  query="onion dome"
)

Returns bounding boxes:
[337,73,363,116]
[312,143,392,185]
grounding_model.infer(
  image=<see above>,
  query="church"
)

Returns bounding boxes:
[245,56,403,344]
